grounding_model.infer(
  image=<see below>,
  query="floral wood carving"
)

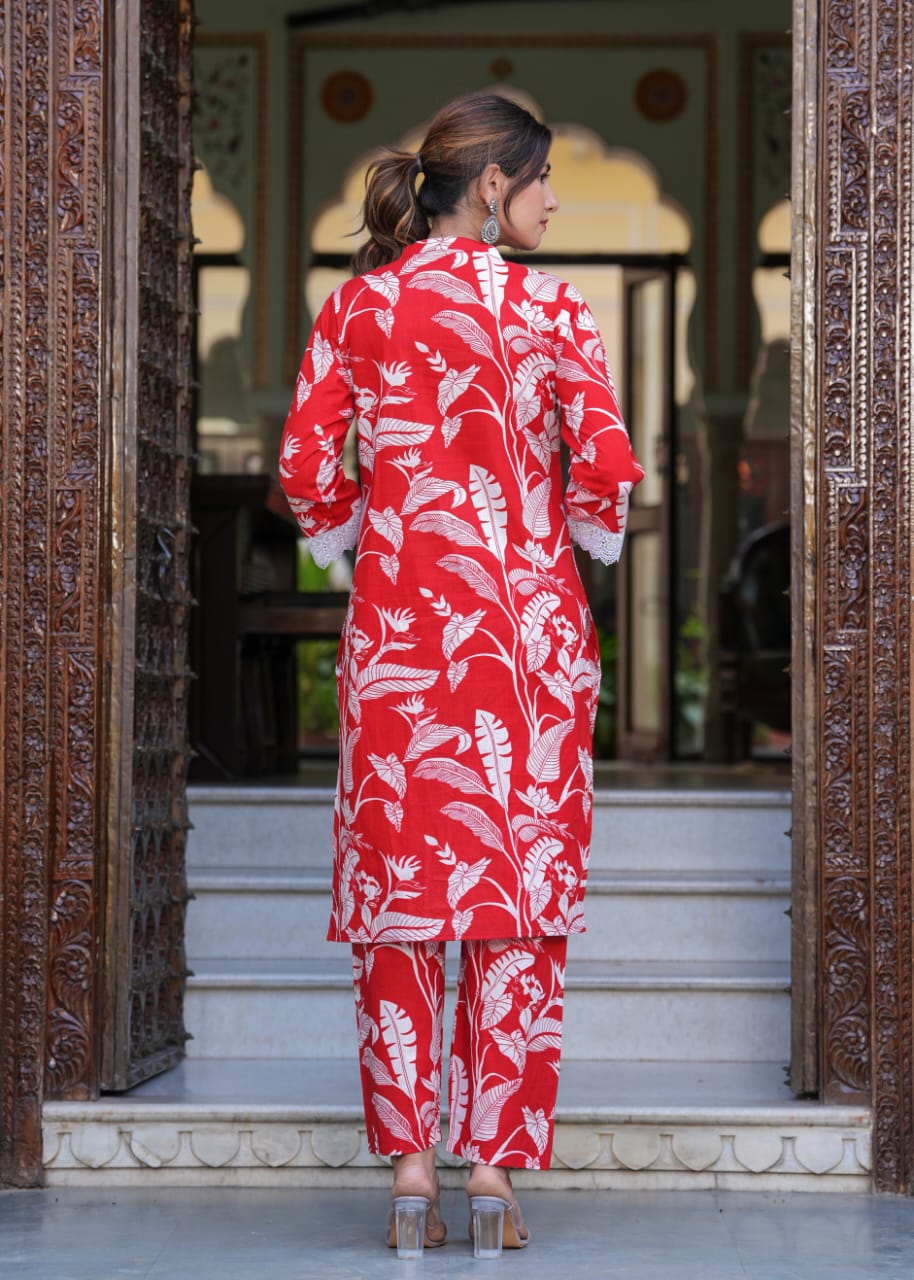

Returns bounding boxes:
[869,0,913,1196]
[0,0,105,1175]
[0,0,55,1187]
[817,0,914,1193]
[43,0,105,1112]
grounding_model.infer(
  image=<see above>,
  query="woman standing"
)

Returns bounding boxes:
[280,92,642,1258]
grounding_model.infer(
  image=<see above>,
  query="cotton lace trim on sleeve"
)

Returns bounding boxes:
[305,501,362,568]
[568,517,625,566]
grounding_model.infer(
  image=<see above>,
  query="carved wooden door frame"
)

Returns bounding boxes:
[0,0,111,1187]
[791,0,914,1192]
[0,0,192,1187]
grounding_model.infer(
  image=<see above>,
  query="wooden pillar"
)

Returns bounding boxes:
[793,0,914,1192]
[0,0,108,1187]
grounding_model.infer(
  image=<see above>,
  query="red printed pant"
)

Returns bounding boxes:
[351,937,567,1169]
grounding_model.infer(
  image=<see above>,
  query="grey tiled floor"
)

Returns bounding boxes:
[2,1188,914,1279]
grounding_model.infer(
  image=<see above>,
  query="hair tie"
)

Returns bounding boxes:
[415,153,424,175]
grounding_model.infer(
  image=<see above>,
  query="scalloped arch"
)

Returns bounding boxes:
[310,96,691,257]
[192,163,245,254]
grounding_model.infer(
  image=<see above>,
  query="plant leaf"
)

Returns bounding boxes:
[475,709,512,807]
[443,609,485,659]
[368,506,404,549]
[520,591,560,644]
[437,364,480,413]
[527,720,573,784]
[523,271,561,303]
[523,836,562,916]
[406,270,479,305]
[341,725,362,793]
[371,1092,415,1143]
[492,1027,528,1070]
[447,856,490,907]
[469,1079,522,1141]
[405,723,473,761]
[469,466,508,560]
[414,758,489,795]
[370,912,443,942]
[410,511,487,548]
[361,1045,397,1089]
[433,309,494,359]
[355,664,439,699]
[474,248,509,316]
[537,669,575,712]
[402,476,466,514]
[373,418,435,450]
[379,1000,418,1098]
[437,554,501,603]
[448,1055,470,1139]
[522,478,553,539]
[442,801,506,852]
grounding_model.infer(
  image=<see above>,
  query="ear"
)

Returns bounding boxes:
[476,162,505,206]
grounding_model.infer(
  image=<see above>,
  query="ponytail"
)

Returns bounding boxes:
[351,148,429,275]
[351,94,551,276]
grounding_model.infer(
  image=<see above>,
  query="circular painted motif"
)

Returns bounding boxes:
[321,70,373,124]
[634,68,688,123]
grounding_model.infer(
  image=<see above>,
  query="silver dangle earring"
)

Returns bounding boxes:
[481,197,500,245]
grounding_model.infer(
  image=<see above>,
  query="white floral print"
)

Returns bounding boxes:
[280,236,643,943]
[352,937,566,1167]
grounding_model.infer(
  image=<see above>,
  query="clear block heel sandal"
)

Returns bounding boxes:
[469,1194,529,1259]
[387,1191,447,1258]
[389,1196,428,1259]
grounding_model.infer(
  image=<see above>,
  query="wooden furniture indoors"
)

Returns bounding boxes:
[189,474,347,778]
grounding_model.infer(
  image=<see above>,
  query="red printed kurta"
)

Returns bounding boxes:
[280,235,643,943]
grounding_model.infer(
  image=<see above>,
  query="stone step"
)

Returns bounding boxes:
[42,1058,871,1192]
[183,957,790,1064]
[186,782,791,874]
[186,865,791,964]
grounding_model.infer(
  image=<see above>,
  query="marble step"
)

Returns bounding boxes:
[186,782,791,874]
[42,1058,871,1192]
[186,865,791,965]
[183,956,790,1064]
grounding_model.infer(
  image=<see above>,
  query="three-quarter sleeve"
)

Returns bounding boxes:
[554,285,644,565]
[279,291,361,568]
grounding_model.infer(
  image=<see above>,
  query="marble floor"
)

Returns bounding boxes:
[119,1057,804,1112]
[2,1187,914,1279]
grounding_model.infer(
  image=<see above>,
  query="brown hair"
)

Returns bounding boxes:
[351,93,552,275]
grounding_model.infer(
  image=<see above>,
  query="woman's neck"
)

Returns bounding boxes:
[428,211,486,242]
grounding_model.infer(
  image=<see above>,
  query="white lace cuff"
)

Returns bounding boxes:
[305,502,362,568]
[568,518,625,565]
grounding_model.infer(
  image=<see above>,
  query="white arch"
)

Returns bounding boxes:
[758,197,790,255]
[191,163,245,254]
[309,105,691,257]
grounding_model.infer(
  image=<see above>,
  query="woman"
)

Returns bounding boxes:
[280,92,642,1259]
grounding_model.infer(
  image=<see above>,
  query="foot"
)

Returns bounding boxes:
[391,1150,447,1245]
[466,1163,528,1243]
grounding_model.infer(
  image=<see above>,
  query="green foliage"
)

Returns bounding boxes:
[297,639,339,741]
[297,544,331,591]
[593,627,618,758]
[296,544,339,743]
[675,611,707,751]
